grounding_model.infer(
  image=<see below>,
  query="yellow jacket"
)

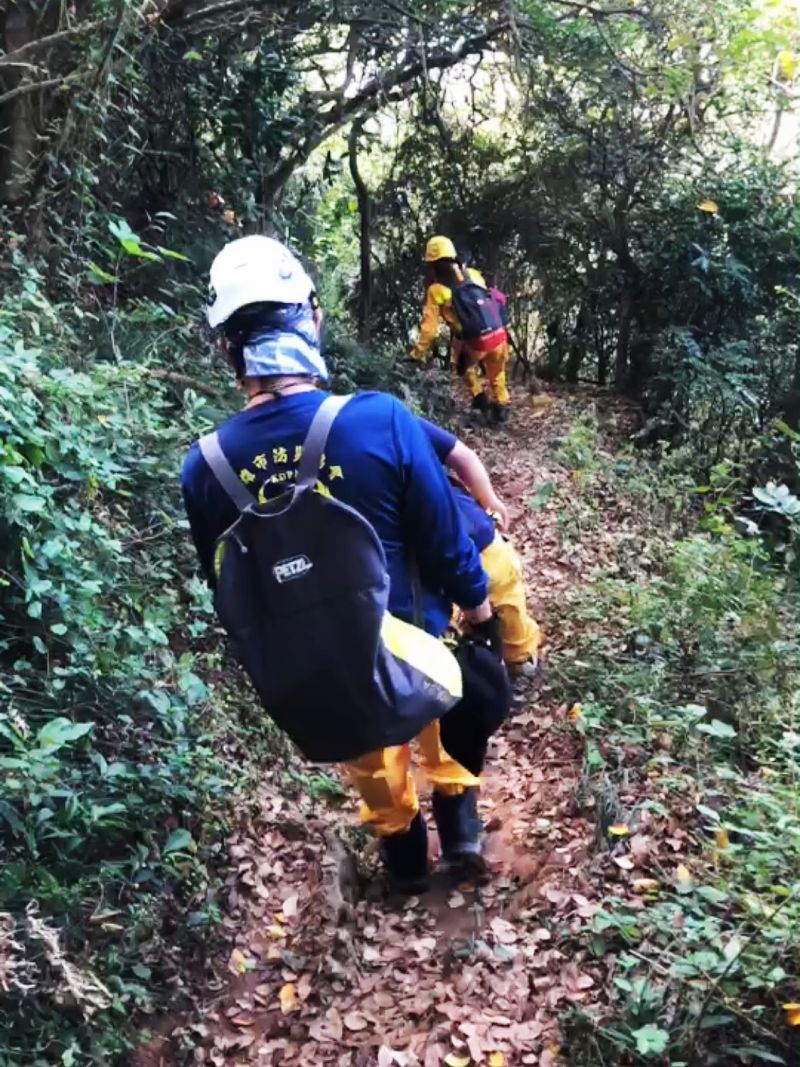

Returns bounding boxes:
[411,267,486,361]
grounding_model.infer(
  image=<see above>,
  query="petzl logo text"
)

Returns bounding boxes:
[273,555,313,583]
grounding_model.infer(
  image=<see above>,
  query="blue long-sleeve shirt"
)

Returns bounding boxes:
[418,418,497,552]
[180,390,488,635]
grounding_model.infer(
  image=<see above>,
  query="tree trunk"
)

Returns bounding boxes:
[348,119,371,342]
[615,288,633,390]
[0,3,37,204]
[565,301,590,384]
[597,335,610,390]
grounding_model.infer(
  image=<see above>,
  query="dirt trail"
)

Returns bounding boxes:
[146,386,623,1067]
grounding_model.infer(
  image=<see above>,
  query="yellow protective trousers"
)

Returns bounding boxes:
[463,341,510,406]
[344,720,478,837]
[481,534,542,665]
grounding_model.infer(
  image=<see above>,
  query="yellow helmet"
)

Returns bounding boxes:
[424,235,457,262]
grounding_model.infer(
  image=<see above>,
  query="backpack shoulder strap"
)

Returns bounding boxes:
[198,432,254,512]
[296,394,352,489]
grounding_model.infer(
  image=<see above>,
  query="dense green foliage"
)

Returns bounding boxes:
[0,276,249,1061]
[551,415,800,1064]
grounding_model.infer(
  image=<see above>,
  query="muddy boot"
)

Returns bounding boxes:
[490,402,509,425]
[471,392,490,414]
[379,812,430,894]
[432,787,486,878]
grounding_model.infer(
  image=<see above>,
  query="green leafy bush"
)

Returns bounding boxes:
[0,300,258,1063]
[553,436,800,1065]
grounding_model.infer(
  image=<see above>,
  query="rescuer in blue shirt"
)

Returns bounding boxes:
[181,236,509,893]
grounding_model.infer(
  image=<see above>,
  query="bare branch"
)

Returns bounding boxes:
[0,75,74,107]
[0,19,112,68]
[260,18,510,203]
[547,0,655,19]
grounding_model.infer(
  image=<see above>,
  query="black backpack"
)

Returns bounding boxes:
[198,395,463,763]
[451,272,504,342]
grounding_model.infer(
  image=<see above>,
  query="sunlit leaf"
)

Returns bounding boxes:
[279,982,297,1013]
[228,949,250,976]
[632,1024,669,1056]
[696,719,737,739]
[156,246,190,261]
[87,261,119,284]
[632,878,660,893]
[675,863,693,893]
[777,50,797,80]
[36,718,93,751]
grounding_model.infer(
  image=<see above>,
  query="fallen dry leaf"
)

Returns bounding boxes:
[490,917,519,945]
[228,1012,254,1028]
[632,877,660,894]
[278,982,297,1014]
[228,949,250,976]
[181,392,700,1067]
[343,1010,369,1032]
[675,863,692,889]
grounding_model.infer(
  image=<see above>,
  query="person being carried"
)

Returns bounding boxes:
[410,235,510,424]
[482,271,509,327]
[419,419,542,678]
[181,235,510,894]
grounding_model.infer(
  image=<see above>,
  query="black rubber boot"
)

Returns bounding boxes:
[432,787,485,877]
[379,812,430,894]
[491,402,509,425]
[471,392,490,414]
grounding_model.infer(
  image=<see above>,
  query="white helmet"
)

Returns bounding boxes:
[206,235,314,329]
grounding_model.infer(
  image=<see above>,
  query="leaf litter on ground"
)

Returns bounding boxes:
[140,386,709,1066]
